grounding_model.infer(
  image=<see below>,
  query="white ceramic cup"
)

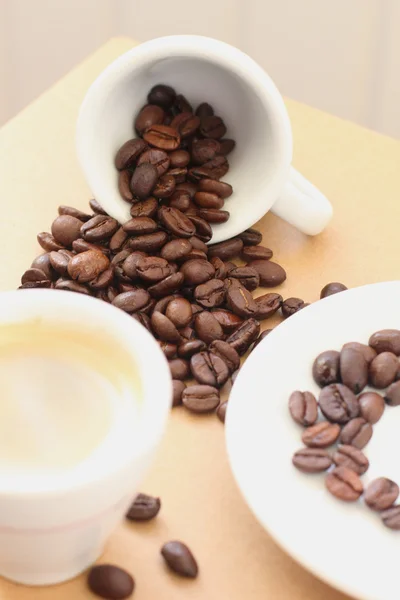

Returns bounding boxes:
[77,35,332,242]
[0,289,171,586]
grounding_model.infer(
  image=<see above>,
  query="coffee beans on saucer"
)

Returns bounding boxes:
[290,329,400,529]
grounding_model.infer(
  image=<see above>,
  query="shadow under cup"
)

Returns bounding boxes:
[78,36,292,240]
[0,289,171,586]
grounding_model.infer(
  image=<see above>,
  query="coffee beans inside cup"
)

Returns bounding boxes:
[290,328,400,530]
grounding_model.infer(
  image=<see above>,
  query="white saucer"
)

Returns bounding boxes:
[226,281,400,600]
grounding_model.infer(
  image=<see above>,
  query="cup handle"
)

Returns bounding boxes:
[271,167,333,235]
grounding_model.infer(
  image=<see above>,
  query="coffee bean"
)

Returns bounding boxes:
[228,267,259,292]
[161,541,198,578]
[194,279,225,308]
[176,181,197,198]
[219,138,235,155]
[180,259,215,286]
[143,124,180,151]
[199,115,226,139]
[159,342,177,360]
[320,282,348,298]
[126,492,161,521]
[165,298,192,328]
[194,191,224,209]
[37,232,65,252]
[87,564,134,599]
[168,190,190,211]
[312,350,340,387]
[129,196,158,218]
[191,139,220,165]
[187,215,213,242]
[280,297,305,318]
[292,448,332,473]
[178,339,207,359]
[226,318,260,355]
[135,256,170,283]
[238,228,262,245]
[248,260,286,287]
[148,84,176,108]
[201,155,229,179]
[365,478,399,511]
[170,112,200,138]
[254,293,282,320]
[198,178,232,199]
[211,308,243,333]
[135,104,165,134]
[169,358,190,380]
[169,149,190,168]
[67,250,110,283]
[122,216,158,236]
[54,279,89,294]
[108,227,128,253]
[112,289,150,313]
[137,148,170,177]
[369,330,400,356]
[342,341,377,364]
[128,231,168,253]
[325,466,363,502]
[198,208,230,224]
[117,171,133,201]
[302,422,341,448]
[89,198,108,215]
[208,238,243,261]
[50,215,83,247]
[58,205,91,222]
[89,267,115,290]
[339,347,368,394]
[381,505,400,529]
[340,417,372,449]
[217,401,228,423]
[288,391,318,426]
[157,206,195,238]
[208,340,240,373]
[73,238,109,255]
[385,380,400,406]
[241,245,273,262]
[153,173,176,198]
[120,251,144,279]
[151,311,181,343]
[194,311,224,344]
[333,445,369,475]
[195,102,214,118]
[190,351,229,386]
[20,268,50,285]
[174,93,193,113]
[31,253,55,280]
[148,272,184,298]
[182,384,219,414]
[159,239,191,262]
[115,138,147,170]
[130,163,158,200]
[319,383,359,423]
[172,380,186,407]
[81,215,118,242]
[357,391,384,424]
[226,282,258,318]
[369,351,398,388]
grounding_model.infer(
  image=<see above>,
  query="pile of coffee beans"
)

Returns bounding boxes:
[115,83,235,226]
[290,328,400,530]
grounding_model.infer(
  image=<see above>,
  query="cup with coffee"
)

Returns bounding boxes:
[77,35,332,242]
[0,289,171,585]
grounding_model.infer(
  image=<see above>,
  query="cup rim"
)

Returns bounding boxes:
[0,289,172,496]
[76,35,293,240]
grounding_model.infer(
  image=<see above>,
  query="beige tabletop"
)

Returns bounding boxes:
[1,37,400,600]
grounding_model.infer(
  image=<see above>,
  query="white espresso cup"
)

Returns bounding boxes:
[0,289,171,586]
[77,35,332,242]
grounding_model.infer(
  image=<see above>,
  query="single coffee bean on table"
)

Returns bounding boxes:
[320,282,348,298]
[247,260,286,287]
[87,564,135,599]
[281,297,306,318]
[126,493,161,521]
[172,379,186,407]
[161,541,198,578]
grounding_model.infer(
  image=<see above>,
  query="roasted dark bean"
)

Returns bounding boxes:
[165,297,192,328]
[115,138,147,170]
[248,260,286,287]
[332,445,369,475]
[37,232,65,252]
[339,347,368,393]
[109,227,128,252]
[172,379,186,407]
[135,104,165,134]
[51,215,83,247]
[208,238,243,261]
[136,256,171,283]
[143,124,180,151]
[312,350,341,387]
[58,205,91,221]
[187,215,213,242]
[381,505,400,529]
[178,339,207,359]
[226,282,258,318]
[128,231,168,253]
[325,466,363,501]
[365,478,399,511]
[126,493,161,521]
[281,297,306,318]
[358,391,385,423]
[194,311,224,344]
[148,84,176,108]
[369,329,400,355]
[87,564,134,599]
[254,293,282,320]
[180,259,215,286]
[112,289,150,313]
[194,279,225,308]
[219,138,236,155]
[369,351,398,388]
[198,178,232,199]
[302,422,341,448]
[123,216,158,236]
[55,279,90,294]
[159,341,177,360]
[148,272,184,298]
[339,417,372,449]
[81,215,118,242]
[67,250,110,283]
[228,267,259,291]
[320,282,348,298]
[211,308,243,333]
[49,250,73,276]
[194,191,224,209]
[190,351,229,386]
[170,112,200,138]
[191,139,221,165]
[384,380,400,406]
[137,148,170,177]
[198,208,230,223]
[169,149,190,168]
[89,198,108,215]
[195,102,214,118]
[182,385,220,414]
[169,358,190,380]
[292,448,332,473]
[199,115,226,139]
[288,391,318,426]
[130,196,158,218]
[226,318,260,355]
[319,383,359,423]
[241,245,273,262]
[208,340,240,373]
[158,206,195,238]
[31,253,55,280]
[151,311,182,343]
[161,541,198,578]
[238,228,262,245]
[153,174,176,198]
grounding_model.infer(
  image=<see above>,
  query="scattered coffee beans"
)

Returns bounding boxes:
[87,564,134,599]
[161,540,198,578]
[290,329,400,530]
[320,282,348,298]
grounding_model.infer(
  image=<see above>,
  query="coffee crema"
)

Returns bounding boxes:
[0,320,141,474]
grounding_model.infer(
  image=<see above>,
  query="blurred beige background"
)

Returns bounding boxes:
[1,0,400,138]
